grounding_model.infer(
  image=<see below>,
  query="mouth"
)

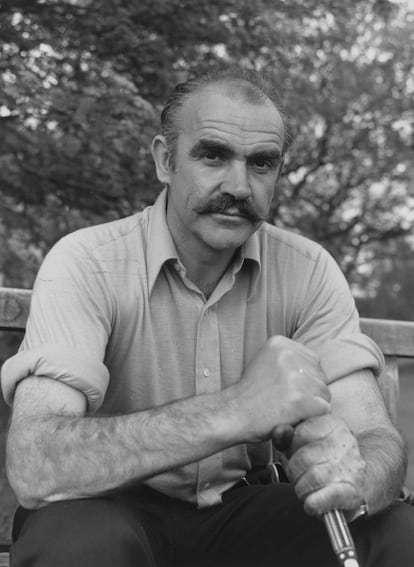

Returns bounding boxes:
[195,198,264,223]
[214,208,247,218]
[210,210,250,224]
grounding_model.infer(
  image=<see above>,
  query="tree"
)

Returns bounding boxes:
[0,0,413,296]
[355,237,414,320]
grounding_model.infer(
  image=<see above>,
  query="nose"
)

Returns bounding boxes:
[221,160,251,200]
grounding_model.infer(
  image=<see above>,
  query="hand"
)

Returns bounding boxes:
[286,414,367,516]
[234,336,331,443]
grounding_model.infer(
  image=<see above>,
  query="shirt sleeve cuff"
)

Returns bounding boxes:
[1,344,110,412]
[317,334,385,384]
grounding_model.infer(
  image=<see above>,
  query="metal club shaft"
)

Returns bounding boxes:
[323,509,360,567]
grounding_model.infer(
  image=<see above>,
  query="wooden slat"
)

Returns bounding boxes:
[0,288,31,331]
[361,317,414,358]
[0,288,413,357]
[378,356,399,424]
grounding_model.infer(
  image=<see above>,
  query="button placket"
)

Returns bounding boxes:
[195,305,223,506]
[195,307,220,395]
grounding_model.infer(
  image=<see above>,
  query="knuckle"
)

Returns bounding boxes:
[267,335,288,349]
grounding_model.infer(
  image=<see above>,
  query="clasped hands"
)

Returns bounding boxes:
[237,335,367,517]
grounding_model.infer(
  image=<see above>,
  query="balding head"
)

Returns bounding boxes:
[160,66,294,169]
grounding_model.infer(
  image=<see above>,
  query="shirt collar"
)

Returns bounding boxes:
[239,227,262,294]
[147,189,179,295]
[146,188,262,295]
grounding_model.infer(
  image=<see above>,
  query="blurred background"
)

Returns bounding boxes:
[0,0,413,541]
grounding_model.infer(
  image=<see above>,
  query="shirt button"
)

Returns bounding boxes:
[203,368,210,377]
[204,482,210,489]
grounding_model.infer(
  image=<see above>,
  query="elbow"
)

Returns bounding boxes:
[6,467,46,510]
[6,453,49,510]
[6,428,53,510]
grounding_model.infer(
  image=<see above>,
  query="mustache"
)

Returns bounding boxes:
[195,195,265,223]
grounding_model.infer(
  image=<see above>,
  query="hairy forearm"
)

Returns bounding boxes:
[7,390,240,509]
[357,425,407,515]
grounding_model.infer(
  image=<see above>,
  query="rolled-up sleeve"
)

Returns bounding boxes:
[317,335,384,383]
[1,344,109,412]
[1,233,114,412]
[292,246,385,383]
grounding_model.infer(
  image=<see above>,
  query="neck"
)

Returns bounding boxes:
[186,248,236,293]
[173,239,237,297]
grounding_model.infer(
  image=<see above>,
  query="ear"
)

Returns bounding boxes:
[151,135,172,185]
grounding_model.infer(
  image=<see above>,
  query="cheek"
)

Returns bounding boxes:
[253,180,276,210]
[184,172,216,205]
[170,176,208,219]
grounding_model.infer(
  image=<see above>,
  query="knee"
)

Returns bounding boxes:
[12,498,156,567]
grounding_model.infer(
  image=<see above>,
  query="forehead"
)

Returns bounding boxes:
[178,86,285,151]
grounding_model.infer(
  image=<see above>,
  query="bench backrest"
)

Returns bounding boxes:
[1,286,414,420]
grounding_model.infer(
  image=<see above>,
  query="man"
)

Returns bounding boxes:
[2,66,414,566]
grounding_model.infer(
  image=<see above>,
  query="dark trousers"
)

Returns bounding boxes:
[10,483,414,566]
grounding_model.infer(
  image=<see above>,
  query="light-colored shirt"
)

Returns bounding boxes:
[1,189,384,507]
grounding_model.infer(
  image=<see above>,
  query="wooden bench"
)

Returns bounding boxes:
[1,286,414,564]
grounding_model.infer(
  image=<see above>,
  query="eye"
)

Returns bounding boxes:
[201,150,224,165]
[255,158,270,168]
[251,153,281,173]
[204,151,220,161]
[252,158,273,172]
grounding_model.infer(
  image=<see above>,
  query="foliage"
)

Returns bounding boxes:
[0,0,413,293]
[355,237,414,320]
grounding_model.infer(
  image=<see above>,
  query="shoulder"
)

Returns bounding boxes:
[254,223,345,292]
[62,210,149,256]
[257,222,326,264]
[39,209,150,278]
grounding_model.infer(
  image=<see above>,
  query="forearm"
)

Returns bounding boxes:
[7,389,240,509]
[7,336,332,509]
[357,425,407,515]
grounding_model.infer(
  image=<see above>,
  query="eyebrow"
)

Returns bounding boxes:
[189,139,234,159]
[248,148,282,161]
[189,138,281,161]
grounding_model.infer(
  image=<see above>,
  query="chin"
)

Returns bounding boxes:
[203,230,252,252]
[197,215,259,252]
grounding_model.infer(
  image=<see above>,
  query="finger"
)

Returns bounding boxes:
[300,396,332,421]
[292,368,331,394]
[290,351,325,378]
[288,371,331,405]
[292,457,348,501]
[290,415,337,452]
[280,396,331,429]
[303,482,361,516]
[287,441,332,483]
[310,383,331,403]
[270,336,323,373]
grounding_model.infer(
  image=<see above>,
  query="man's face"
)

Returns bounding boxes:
[157,86,285,258]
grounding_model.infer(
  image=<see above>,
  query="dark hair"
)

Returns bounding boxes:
[160,65,294,168]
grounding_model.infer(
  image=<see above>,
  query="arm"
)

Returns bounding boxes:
[286,369,406,517]
[7,336,331,509]
[7,376,240,509]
